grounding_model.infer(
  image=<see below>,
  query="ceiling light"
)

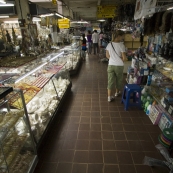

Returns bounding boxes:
[0,3,14,6]
[167,7,173,10]
[0,16,9,18]
[97,19,105,22]
[0,0,6,4]
[4,20,19,23]
[32,17,41,22]
[55,13,63,18]
[40,13,54,17]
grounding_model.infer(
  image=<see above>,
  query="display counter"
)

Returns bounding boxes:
[0,88,38,173]
[0,51,72,149]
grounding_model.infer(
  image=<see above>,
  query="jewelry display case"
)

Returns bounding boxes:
[0,52,72,148]
[0,88,37,173]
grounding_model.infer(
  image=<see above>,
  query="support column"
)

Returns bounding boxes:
[15,0,30,21]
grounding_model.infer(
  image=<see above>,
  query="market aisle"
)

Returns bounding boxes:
[34,54,167,173]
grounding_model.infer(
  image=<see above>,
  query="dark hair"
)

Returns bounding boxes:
[94,30,97,33]
[112,30,125,41]
[82,34,85,38]
[88,30,91,34]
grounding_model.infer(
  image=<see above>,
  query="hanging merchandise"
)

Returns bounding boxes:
[134,0,157,20]
[154,12,164,33]
[159,11,172,33]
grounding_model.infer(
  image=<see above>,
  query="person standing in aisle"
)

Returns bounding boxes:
[81,33,87,61]
[86,30,92,54]
[99,31,104,47]
[106,30,128,102]
[92,30,99,55]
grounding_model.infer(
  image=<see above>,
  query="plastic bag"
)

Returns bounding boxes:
[143,156,168,168]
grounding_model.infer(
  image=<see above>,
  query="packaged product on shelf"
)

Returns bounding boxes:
[158,113,173,131]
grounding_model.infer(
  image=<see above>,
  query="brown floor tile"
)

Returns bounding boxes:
[145,125,161,133]
[100,112,110,116]
[81,111,91,117]
[78,131,90,139]
[72,164,87,173]
[128,141,143,151]
[91,117,101,124]
[112,124,124,131]
[70,117,81,123]
[90,124,101,131]
[151,167,169,173]
[90,131,102,140]
[91,106,100,111]
[115,141,129,151]
[110,117,122,124]
[121,117,133,124]
[131,117,143,124]
[89,151,103,163]
[59,150,75,162]
[134,124,147,132]
[113,132,126,140]
[104,164,119,173]
[125,132,139,140]
[80,117,90,124]
[90,111,100,117]
[74,151,89,163]
[103,151,118,164]
[149,133,160,145]
[135,165,153,173]
[109,111,120,117]
[67,123,79,131]
[56,163,72,173]
[138,132,153,141]
[119,165,136,173]
[62,140,76,150]
[76,140,89,150]
[88,164,103,173]
[39,163,57,173]
[131,151,146,164]
[103,140,116,150]
[109,107,118,111]
[101,117,111,123]
[102,124,112,131]
[70,111,81,117]
[117,151,133,164]
[66,131,78,140]
[79,124,91,131]
[102,131,114,140]
[123,124,136,132]
[89,140,102,150]
[140,141,157,152]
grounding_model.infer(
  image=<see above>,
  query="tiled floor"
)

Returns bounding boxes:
[34,54,168,173]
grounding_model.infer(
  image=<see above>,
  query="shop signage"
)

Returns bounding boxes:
[134,0,157,20]
[58,24,70,28]
[97,5,116,18]
[58,18,70,28]
[52,0,57,5]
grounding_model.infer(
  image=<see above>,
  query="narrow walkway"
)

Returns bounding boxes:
[34,54,167,173]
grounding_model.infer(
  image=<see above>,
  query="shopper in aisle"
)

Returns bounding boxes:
[99,31,104,47]
[106,30,128,102]
[86,30,92,54]
[81,33,87,61]
[92,30,99,55]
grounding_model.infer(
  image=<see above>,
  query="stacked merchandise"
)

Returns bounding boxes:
[126,47,155,85]
[158,128,173,148]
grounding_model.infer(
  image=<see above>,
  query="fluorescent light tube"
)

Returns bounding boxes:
[0,4,14,6]
[55,13,63,18]
[15,63,47,83]
[40,13,54,17]
[0,16,9,18]
[50,51,64,61]
[167,7,173,10]
[0,0,6,4]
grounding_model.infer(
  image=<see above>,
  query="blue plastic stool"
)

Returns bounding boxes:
[121,84,142,111]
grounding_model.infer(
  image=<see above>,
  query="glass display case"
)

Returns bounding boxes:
[0,88,37,173]
[0,52,72,148]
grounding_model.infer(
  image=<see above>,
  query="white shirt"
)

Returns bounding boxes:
[106,42,125,66]
[92,33,99,43]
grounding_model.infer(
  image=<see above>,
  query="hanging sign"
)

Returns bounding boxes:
[134,0,157,20]
[52,0,57,5]
[58,19,70,28]
[97,5,116,18]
